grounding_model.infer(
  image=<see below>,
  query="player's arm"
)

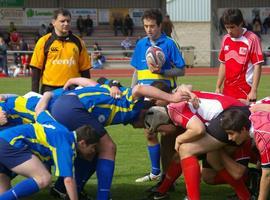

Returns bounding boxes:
[215,62,225,93]
[63,77,98,90]
[175,116,205,152]
[250,103,270,112]
[258,168,270,200]
[64,176,78,200]
[35,91,53,115]
[132,84,192,103]
[248,64,262,102]
[0,110,7,126]
[31,67,42,93]
[162,67,185,77]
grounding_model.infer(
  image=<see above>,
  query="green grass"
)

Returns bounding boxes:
[0,75,270,200]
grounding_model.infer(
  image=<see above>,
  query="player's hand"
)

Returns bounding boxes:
[215,87,222,94]
[174,136,182,152]
[0,110,8,126]
[247,90,257,103]
[110,86,122,99]
[249,103,270,113]
[149,64,161,74]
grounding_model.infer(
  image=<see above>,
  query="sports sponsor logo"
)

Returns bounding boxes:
[224,45,229,51]
[239,47,247,55]
[98,115,106,123]
[52,57,75,67]
[50,47,58,52]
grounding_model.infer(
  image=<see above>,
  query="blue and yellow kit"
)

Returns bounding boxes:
[0,111,76,177]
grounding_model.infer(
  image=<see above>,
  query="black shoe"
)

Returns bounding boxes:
[153,192,169,200]
[145,181,162,193]
[50,185,93,200]
[140,191,168,200]
[50,186,67,199]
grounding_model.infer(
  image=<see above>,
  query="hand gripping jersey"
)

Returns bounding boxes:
[167,91,244,128]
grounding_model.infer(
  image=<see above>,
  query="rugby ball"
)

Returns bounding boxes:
[145,46,165,69]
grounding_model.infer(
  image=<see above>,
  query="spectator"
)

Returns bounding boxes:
[38,24,47,38]
[8,21,16,34]
[76,15,84,37]
[252,14,262,37]
[124,14,134,36]
[19,38,31,76]
[113,16,123,36]
[121,37,132,57]
[161,14,174,37]
[92,42,105,69]
[263,14,270,34]
[84,15,93,36]
[30,8,91,94]
[46,23,54,33]
[0,37,8,76]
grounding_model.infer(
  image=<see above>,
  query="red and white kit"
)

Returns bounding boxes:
[167,91,243,128]
[250,97,270,168]
[219,28,264,99]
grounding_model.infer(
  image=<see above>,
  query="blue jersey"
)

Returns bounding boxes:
[0,89,65,127]
[67,84,144,126]
[131,33,185,88]
[0,111,76,177]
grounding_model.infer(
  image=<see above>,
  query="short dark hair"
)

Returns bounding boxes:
[142,9,163,26]
[150,81,172,93]
[53,8,71,20]
[222,8,244,26]
[219,108,251,132]
[75,125,99,145]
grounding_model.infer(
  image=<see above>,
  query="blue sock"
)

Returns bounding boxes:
[0,178,39,200]
[148,144,161,175]
[96,159,115,200]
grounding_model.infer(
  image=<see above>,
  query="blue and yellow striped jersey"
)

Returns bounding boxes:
[68,84,144,126]
[0,88,65,127]
[0,111,76,177]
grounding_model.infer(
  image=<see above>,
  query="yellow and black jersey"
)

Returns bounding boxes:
[30,31,91,87]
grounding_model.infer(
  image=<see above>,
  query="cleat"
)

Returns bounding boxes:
[153,192,169,200]
[50,186,67,199]
[135,173,162,183]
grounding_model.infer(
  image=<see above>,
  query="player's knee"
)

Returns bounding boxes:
[35,173,52,189]
[179,143,193,158]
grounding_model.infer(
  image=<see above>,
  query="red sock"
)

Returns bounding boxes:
[181,156,201,200]
[216,169,250,200]
[157,160,182,194]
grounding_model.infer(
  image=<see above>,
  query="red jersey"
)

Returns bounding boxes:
[167,91,244,128]
[219,28,264,99]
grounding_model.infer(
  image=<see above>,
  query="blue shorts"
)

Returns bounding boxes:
[0,138,32,177]
[51,95,107,138]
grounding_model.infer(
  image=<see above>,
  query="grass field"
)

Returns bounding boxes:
[0,75,270,200]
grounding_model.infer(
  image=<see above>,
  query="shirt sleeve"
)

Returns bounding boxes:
[249,36,264,65]
[53,140,75,177]
[218,37,226,63]
[79,40,91,71]
[30,37,46,70]
[169,41,185,68]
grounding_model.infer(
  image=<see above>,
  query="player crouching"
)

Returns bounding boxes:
[0,111,99,200]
